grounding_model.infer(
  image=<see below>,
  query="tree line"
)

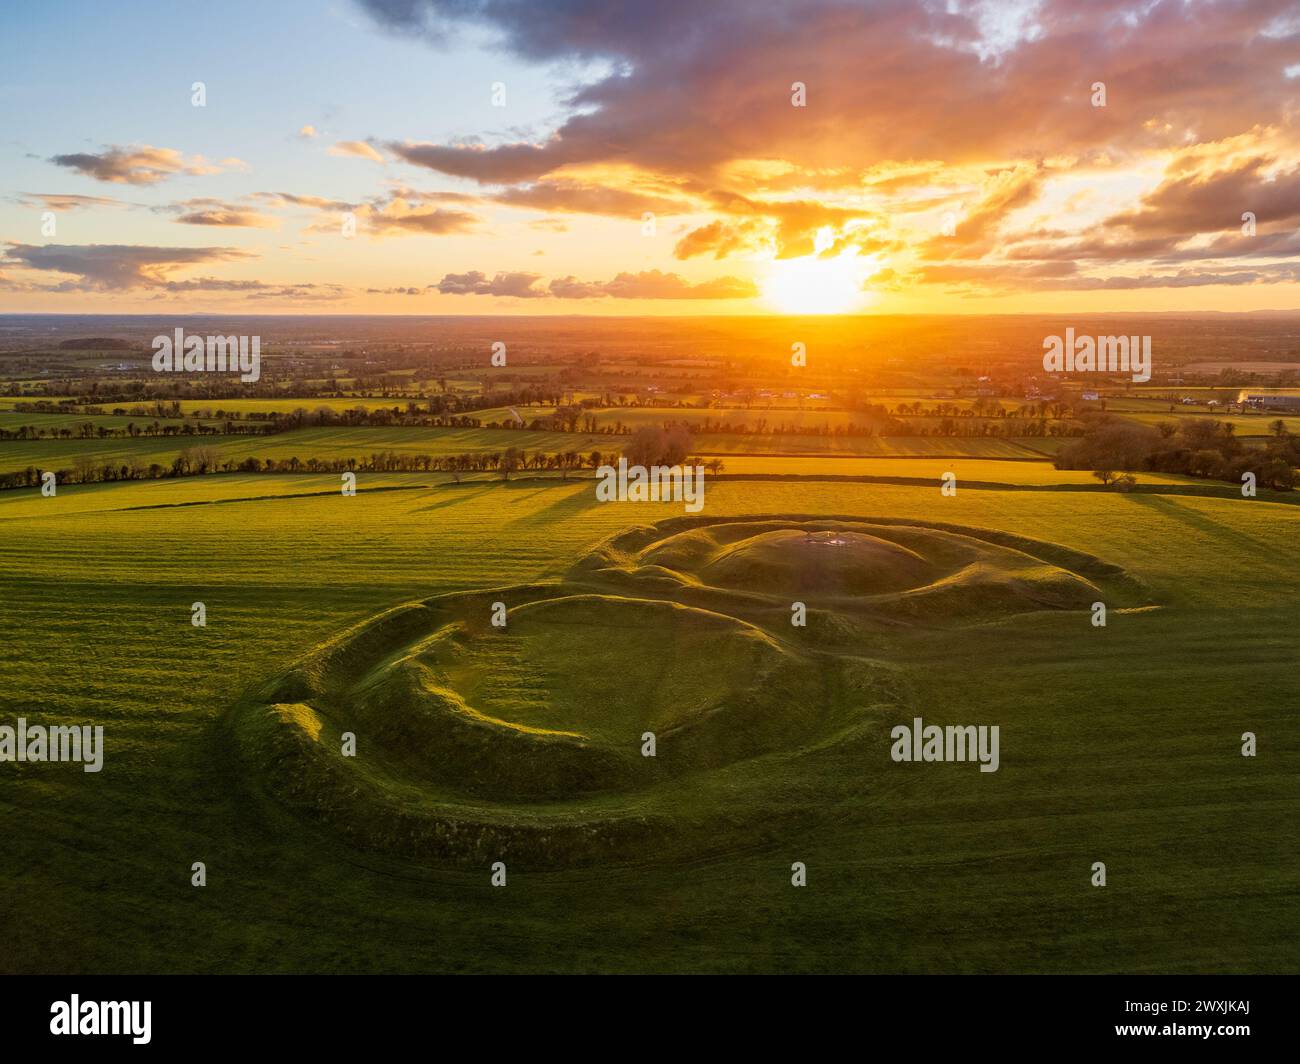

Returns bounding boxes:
[3,399,1087,442]
[1055,416,1297,490]
[0,435,727,492]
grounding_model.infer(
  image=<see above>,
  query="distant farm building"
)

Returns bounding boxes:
[1238,392,1300,411]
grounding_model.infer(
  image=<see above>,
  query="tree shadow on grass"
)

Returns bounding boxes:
[505,480,602,526]
[407,478,600,523]
[408,483,498,513]
[1124,492,1285,558]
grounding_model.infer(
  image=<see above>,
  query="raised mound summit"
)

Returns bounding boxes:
[697,529,936,597]
[233,515,1143,866]
[576,517,1115,621]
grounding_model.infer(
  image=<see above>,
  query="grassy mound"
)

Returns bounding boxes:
[425,595,792,745]
[234,514,1141,866]
[582,517,1116,622]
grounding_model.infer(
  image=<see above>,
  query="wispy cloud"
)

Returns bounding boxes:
[329,140,386,162]
[435,268,757,299]
[16,192,130,212]
[48,144,238,185]
[154,198,279,228]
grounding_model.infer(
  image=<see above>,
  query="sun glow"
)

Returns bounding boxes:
[760,233,873,314]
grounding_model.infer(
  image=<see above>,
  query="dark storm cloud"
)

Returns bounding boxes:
[360,0,1300,187]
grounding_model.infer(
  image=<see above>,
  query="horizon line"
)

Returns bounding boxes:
[5,309,1300,320]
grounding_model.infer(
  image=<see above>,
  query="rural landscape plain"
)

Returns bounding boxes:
[1,0,1298,992]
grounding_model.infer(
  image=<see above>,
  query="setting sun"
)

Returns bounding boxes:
[760,236,872,314]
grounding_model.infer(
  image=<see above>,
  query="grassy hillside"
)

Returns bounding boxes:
[0,474,1295,972]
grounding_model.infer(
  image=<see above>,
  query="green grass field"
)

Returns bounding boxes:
[1,470,1296,973]
[692,433,1063,457]
[1117,409,1300,437]
[709,456,1205,485]
[585,405,938,428]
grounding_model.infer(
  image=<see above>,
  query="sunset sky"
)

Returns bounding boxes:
[2,0,1299,314]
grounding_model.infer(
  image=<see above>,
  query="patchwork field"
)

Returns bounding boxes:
[1,470,1296,973]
